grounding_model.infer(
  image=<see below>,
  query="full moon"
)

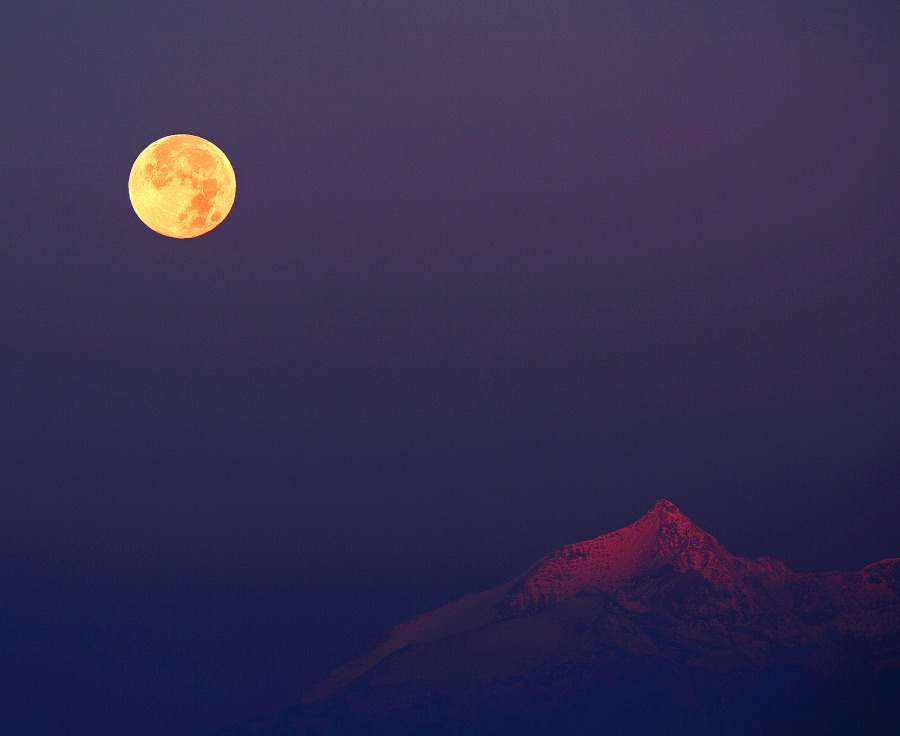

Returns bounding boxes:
[128,134,236,238]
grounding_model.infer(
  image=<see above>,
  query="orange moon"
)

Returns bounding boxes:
[128,134,236,238]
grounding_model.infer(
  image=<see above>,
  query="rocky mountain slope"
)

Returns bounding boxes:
[221,500,900,735]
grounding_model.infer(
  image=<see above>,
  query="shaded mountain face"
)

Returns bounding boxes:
[222,501,900,735]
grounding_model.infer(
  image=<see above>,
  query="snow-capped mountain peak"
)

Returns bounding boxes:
[507,499,737,612]
[302,501,898,708]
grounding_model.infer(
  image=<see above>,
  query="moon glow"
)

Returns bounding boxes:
[129,134,235,238]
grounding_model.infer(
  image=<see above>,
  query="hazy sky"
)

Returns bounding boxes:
[1,2,898,734]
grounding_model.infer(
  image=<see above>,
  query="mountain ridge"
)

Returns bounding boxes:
[305,500,898,703]
[505,498,748,614]
[223,501,900,735]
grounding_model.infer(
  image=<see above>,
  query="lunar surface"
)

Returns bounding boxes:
[128,134,235,238]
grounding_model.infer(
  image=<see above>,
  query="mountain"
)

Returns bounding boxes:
[221,501,900,735]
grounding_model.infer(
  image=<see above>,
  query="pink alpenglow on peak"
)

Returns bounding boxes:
[305,500,899,704]
[507,499,746,613]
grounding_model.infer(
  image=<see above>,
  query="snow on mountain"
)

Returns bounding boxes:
[306,500,899,702]
[506,499,748,613]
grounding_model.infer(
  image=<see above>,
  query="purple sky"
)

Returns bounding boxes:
[1,2,898,734]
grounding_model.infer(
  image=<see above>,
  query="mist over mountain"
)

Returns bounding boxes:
[219,501,900,735]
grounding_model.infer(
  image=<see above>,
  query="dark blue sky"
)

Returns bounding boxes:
[1,2,898,734]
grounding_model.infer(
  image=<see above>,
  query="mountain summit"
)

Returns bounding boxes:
[225,501,900,735]
[507,499,742,613]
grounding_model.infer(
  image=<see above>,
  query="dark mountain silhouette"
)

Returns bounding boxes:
[219,501,900,735]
